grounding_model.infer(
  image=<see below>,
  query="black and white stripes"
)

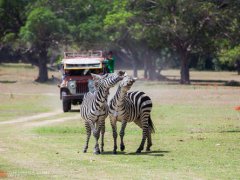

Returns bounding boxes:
[80,71,124,154]
[109,75,155,154]
[80,73,155,154]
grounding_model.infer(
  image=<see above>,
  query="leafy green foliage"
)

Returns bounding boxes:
[0,0,29,45]
[20,7,68,47]
[219,45,240,65]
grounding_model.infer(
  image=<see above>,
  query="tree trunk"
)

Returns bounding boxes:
[148,64,158,80]
[36,50,48,82]
[148,52,158,80]
[180,53,190,84]
[143,50,149,79]
[143,57,147,79]
[148,67,155,80]
[119,39,142,78]
[236,59,240,75]
[132,59,138,78]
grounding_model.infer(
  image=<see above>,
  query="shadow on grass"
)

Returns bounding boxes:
[0,80,17,84]
[161,77,240,87]
[1,63,34,69]
[102,150,170,157]
[220,130,240,133]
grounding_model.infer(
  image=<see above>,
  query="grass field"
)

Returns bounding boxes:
[0,64,240,179]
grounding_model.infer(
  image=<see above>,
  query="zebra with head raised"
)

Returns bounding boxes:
[109,75,155,154]
[80,71,125,154]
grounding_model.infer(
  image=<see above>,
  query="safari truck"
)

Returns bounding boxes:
[59,51,105,112]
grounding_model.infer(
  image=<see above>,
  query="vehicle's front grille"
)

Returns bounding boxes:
[76,82,89,94]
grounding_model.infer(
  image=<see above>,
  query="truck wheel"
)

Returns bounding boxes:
[63,99,71,112]
[62,91,71,112]
[79,99,83,105]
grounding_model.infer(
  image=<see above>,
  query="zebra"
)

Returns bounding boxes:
[80,71,125,154]
[109,75,155,154]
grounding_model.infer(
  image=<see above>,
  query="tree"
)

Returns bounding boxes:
[11,0,111,82]
[130,0,235,84]
[0,0,29,62]
[43,0,111,50]
[104,0,143,78]
[215,1,240,74]
[0,0,27,37]
[20,7,68,82]
[2,0,240,83]
[219,46,240,75]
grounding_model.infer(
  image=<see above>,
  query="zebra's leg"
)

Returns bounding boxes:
[110,117,118,154]
[146,127,153,151]
[120,120,127,151]
[83,121,91,153]
[136,118,148,153]
[93,121,101,154]
[100,119,105,153]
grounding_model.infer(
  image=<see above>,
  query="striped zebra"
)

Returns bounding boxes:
[80,71,125,154]
[109,75,155,154]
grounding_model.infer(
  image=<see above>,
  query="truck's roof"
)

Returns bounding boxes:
[62,51,104,70]
[62,57,104,65]
[64,51,103,58]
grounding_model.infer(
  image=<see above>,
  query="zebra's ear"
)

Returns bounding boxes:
[133,77,138,82]
[102,73,108,78]
[117,71,125,76]
[91,73,101,81]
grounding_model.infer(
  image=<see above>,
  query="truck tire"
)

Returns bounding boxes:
[61,91,71,112]
[63,99,71,112]
[79,98,83,105]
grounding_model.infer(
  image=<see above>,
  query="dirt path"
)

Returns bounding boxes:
[0,110,63,125]
[0,109,82,127]
[25,114,81,127]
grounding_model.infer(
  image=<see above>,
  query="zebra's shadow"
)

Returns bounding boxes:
[101,150,170,156]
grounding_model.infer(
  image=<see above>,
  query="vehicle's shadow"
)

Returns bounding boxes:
[101,150,170,156]
[69,109,80,113]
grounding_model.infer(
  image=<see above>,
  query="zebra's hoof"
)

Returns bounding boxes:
[94,150,100,155]
[146,148,151,152]
[113,151,117,154]
[83,149,87,153]
[120,145,125,151]
[136,149,142,153]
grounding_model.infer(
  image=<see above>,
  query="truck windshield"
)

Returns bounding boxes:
[64,69,103,76]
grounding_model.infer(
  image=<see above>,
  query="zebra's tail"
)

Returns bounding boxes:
[148,116,155,134]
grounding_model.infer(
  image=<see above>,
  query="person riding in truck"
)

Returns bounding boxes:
[103,51,115,73]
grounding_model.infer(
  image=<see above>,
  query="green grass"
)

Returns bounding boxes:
[1,99,239,179]
[0,158,48,179]
[154,105,239,133]
[34,125,86,135]
[1,108,240,179]
[0,64,239,179]
[28,105,240,180]
[0,94,54,121]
